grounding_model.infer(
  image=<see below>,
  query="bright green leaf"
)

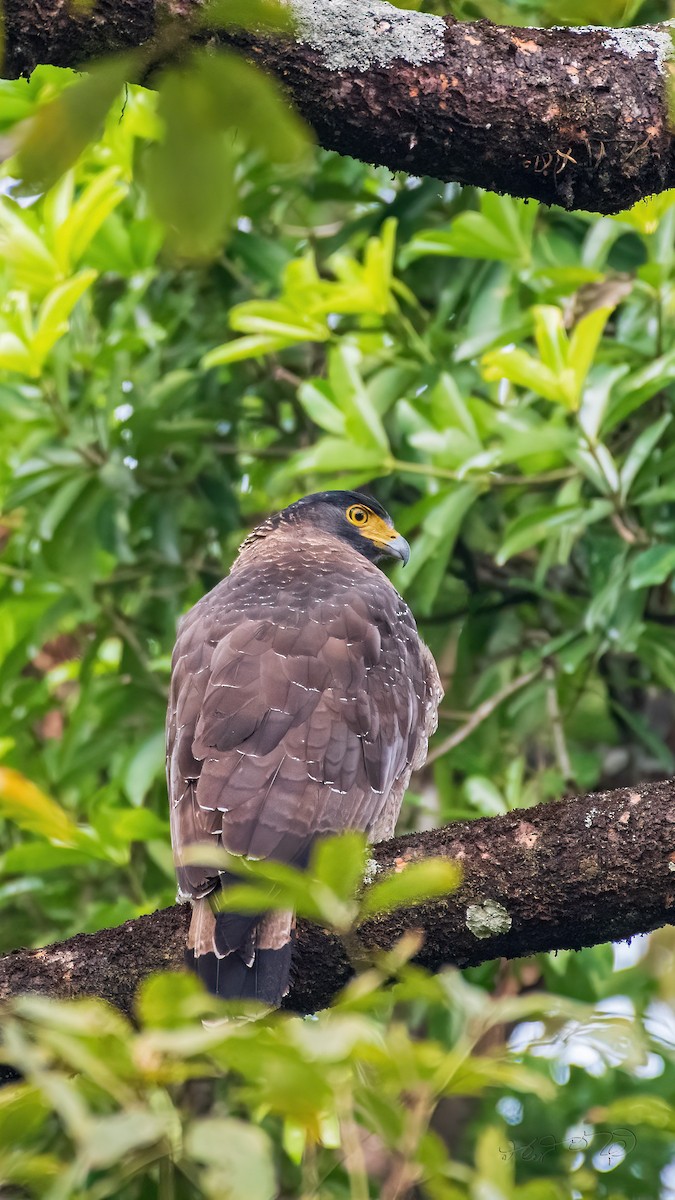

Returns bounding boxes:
[359,858,461,920]
[629,544,675,589]
[15,57,135,191]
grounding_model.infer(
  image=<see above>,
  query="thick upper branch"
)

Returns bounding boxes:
[1,778,674,1016]
[2,0,675,211]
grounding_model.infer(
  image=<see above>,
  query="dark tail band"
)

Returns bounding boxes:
[186,898,295,1006]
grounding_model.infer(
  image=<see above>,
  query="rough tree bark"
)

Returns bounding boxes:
[2,0,675,212]
[1,778,674,1016]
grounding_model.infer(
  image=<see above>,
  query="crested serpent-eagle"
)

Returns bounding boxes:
[167,491,442,1005]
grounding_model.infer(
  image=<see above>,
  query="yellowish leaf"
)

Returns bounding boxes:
[0,768,82,845]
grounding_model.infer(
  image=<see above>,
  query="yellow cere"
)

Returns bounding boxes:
[346,505,401,547]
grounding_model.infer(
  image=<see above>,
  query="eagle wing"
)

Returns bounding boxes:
[168,569,438,895]
[166,553,441,1003]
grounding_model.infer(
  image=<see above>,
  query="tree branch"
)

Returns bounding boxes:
[1,777,674,1016]
[2,0,675,212]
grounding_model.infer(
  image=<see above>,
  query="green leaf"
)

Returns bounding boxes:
[611,700,675,771]
[1,842,96,873]
[0,1085,49,1146]
[533,305,568,376]
[330,344,389,452]
[37,474,91,541]
[144,70,237,260]
[202,334,290,367]
[288,437,389,477]
[482,345,562,406]
[629,544,675,589]
[483,304,610,412]
[136,971,208,1028]
[310,832,367,903]
[359,858,461,920]
[402,485,479,588]
[144,50,308,259]
[359,216,397,313]
[429,373,481,441]
[110,808,169,843]
[181,845,327,924]
[497,501,612,564]
[608,349,675,431]
[39,265,97,333]
[402,195,535,267]
[600,1094,675,1132]
[613,190,675,234]
[0,332,33,374]
[297,379,346,436]
[186,1118,277,1200]
[82,1110,169,1169]
[54,167,126,268]
[181,840,363,931]
[123,730,166,807]
[570,442,620,496]
[498,423,575,466]
[197,52,309,166]
[463,776,508,816]
[639,625,675,689]
[620,412,672,501]
[32,269,98,365]
[15,57,135,190]
[578,364,628,442]
[568,304,613,400]
[230,303,328,342]
[0,201,59,294]
[198,0,294,34]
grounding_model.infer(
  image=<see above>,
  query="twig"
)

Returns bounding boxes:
[103,607,166,698]
[380,1091,432,1200]
[158,1155,175,1200]
[389,459,575,488]
[424,668,540,765]
[210,444,576,485]
[611,512,646,546]
[337,1095,371,1200]
[544,662,574,784]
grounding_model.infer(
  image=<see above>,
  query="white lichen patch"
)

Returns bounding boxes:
[466,898,512,939]
[585,806,598,828]
[287,0,447,73]
[363,857,380,885]
[561,22,675,75]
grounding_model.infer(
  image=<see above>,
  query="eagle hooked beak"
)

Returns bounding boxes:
[380,531,411,566]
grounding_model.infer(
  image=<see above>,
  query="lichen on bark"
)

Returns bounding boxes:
[1,779,674,1016]
[2,0,675,211]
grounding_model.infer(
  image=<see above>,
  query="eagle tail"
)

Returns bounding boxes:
[186,898,295,1006]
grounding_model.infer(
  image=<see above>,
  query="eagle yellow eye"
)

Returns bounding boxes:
[347,504,370,526]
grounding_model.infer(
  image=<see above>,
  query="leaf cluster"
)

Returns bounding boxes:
[1,47,675,1200]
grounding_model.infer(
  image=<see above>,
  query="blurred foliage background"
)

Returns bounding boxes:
[3,0,675,1191]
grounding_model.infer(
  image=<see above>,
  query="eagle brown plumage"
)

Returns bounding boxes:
[167,491,442,1005]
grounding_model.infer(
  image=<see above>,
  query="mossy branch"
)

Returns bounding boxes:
[1,779,673,1015]
[2,0,675,211]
